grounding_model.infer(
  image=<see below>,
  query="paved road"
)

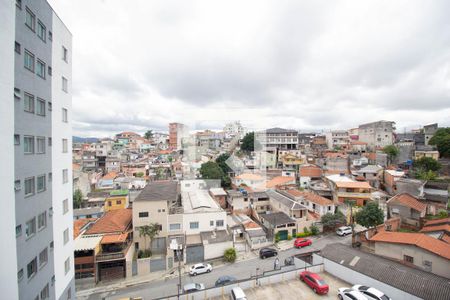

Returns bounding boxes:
[82,234,351,300]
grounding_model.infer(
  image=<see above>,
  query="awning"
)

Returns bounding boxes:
[74,235,102,251]
[101,233,128,244]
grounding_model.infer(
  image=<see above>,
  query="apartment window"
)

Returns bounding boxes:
[48,137,52,147]
[48,101,52,111]
[24,50,35,72]
[62,169,68,183]
[62,139,68,153]
[62,76,68,92]
[50,241,54,250]
[62,108,68,122]
[138,212,148,218]
[36,98,46,116]
[108,201,112,206]
[62,46,68,62]
[14,134,20,145]
[404,255,414,263]
[40,283,49,299]
[24,136,35,153]
[64,257,70,274]
[27,257,38,279]
[15,41,21,54]
[117,200,122,205]
[36,137,45,153]
[26,217,36,238]
[24,93,35,112]
[36,59,46,79]
[63,228,69,244]
[14,179,21,191]
[216,220,224,227]
[37,175,46,192]
[16,0,22,9]
[210,220,214,226]
[25,177,35,196]
[16,224,22,237]
[48,172,52,182]
[48,66,52,76]
[38,211,47,230]
[17,268,24,282]
[25,7,35,31]
[37,21,46,41]
[48,31,52,41]
[14,87,21,100]
[169,223,181,231]
[39,248,48,267]
[63,199,69,214]
[189,222,199,229]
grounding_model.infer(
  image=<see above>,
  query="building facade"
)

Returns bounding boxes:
[358,121,395,150]
[5,0,75,298]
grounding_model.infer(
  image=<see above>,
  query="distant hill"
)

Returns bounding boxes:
[72,136,99,143]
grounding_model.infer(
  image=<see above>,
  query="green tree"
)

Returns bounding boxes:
[216,153,232,174]
[355,202,384,228]
[414,156,441,172]
[139,223,160,251]
[321,211,346,228]
[429,128,450,158]
[224,248,237,263]
[144,130,154,140]
[200,161,225,180]
[135,172,144,177]
[240,132,261,152]
[383,145,399,165]
[310,225,319,235]
[73,189,83,209]
[416,170,438,180]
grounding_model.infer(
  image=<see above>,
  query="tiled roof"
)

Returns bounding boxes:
[299,165,322,177]
[260,211,295,226]
[134,181,178,202]
[335,181,372,189]
[264,176,295,188]
[73,218,97,239]
[266,190,306,211]
[370,231,450,260]
[85,209,132,235]
[441,233,450,244]
[321,243,450,300]
[101,232,128,244]
[235,173,264,180]
[423,217,449,226]
[102,171,118,180]
[387,193,427,212]
[286,190,333,206]
[420,224,450,233]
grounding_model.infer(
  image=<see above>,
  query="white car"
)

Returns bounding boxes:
[338,287,369,300]
[230,287,247,300]
[352,285,391,300]
[336,226,352,236]
[183,283,205,293]
[189,263,212,276]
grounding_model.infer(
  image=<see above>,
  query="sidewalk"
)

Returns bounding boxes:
[76,250,258,298]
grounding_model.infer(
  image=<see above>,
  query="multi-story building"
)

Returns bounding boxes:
[423,123,438,146]
[1,0,75,298]
[358,120,396,150]
[223,121,245,139]
[256,127,298,151]
[169,122,187,150]
[325,130,349,150]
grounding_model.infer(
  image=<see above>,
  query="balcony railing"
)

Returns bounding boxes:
[96,252,125,262]
[337,192,371,198]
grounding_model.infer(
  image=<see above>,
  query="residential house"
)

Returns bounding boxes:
[387,193,427,228]
[414,147,440,160]
[424,123,438,146]
[79,209,133,282]
[104,190,129,212]
[249,191,271,214]
[355,165,383,188]
[383,169,405,195]
[325,130,349,150]
[370,231,450,278]
[298,164,322,188]
[420,218,450,239]
[73,207,103,220]
[395,178,425,198]
[358,120,395,150]
[423,181,449,214]
[326,175,372,206]
[284,189,335,216]
[279,153,304,169]
[260,211,297,240]
[262,176,296,189]
[226,190,250,215]
[96,171,118,189]
[350,140,368,152]
[232,173,265,189]
[209,188,227,209]
[105,156,121,173]
[81,151,99,171]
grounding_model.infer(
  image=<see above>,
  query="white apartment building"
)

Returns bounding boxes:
[358,121,396,150]
[325,130,349,149]
[1,0,74,298]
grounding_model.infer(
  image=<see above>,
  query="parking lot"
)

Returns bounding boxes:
[212,272,350,300]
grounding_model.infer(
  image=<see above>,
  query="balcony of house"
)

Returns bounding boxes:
[95,234,132,262]
[337,188,371,199]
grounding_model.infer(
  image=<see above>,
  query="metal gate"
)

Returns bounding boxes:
[278,230,288,241]
[150,257,166,272]
[132,260,137,276]
[186,245,204,264]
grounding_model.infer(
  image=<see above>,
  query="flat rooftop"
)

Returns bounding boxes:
[182,189,222,213]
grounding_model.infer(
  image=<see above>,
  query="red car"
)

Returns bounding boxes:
[299,271,329,294]
[294,238,312,248]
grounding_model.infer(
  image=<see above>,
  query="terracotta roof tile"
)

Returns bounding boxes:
[73,218,97,239]
[265,176,296,188]
[420,224,450,233]
[387,193,427,212]
[102,171,118,180]
[299,165,322,177]
[423,218,449,226]
[85,209,132,235]
[286,190,333,206]
[441,233,450,244]
[335,181,372,189]
[370,231,450,260]
[101,232,129,244]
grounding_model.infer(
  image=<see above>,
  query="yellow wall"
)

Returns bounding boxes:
[104,196,128,211]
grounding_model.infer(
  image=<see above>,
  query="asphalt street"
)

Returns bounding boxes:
[82,233,351,300]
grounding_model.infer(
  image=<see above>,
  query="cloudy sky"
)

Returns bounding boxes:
[48,0,450,137]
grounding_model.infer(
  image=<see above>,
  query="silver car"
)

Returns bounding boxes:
[336,226,352,236]
[183,283,205,293]
[189,263,212,276]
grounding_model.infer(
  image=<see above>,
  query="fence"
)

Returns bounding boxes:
[153,263,324,300]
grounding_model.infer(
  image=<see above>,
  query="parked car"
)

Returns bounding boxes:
[183,283,205,293]
[230,287,247,300]
[352,285,391,300]
[294,238,312,248]
[189,263,212,276]
[338,287,369,300]
[259,247,278,259]
[215,275,236,287]
[299,271,329,294]
[336,226,352,236]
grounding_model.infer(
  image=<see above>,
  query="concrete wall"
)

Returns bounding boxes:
[133,199,168,249]
[0,0,19,298]
[323,258,421,300]
[203,241,233,260]
[374,242,450,279]
[183,211,227,235]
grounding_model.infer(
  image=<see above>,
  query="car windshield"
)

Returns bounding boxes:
[317,279,326,286]
[195,284,201,289]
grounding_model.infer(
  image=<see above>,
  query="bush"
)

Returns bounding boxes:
[224,248,237,263]
[438,209,449,219]
[310,225,319,236]
[137,249,152,258]
[303,227,310,234]
[287,234,292,241]
[275,232,281,243]
[296,232,312,238]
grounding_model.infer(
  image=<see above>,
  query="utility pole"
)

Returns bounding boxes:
[177,247,182,300]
